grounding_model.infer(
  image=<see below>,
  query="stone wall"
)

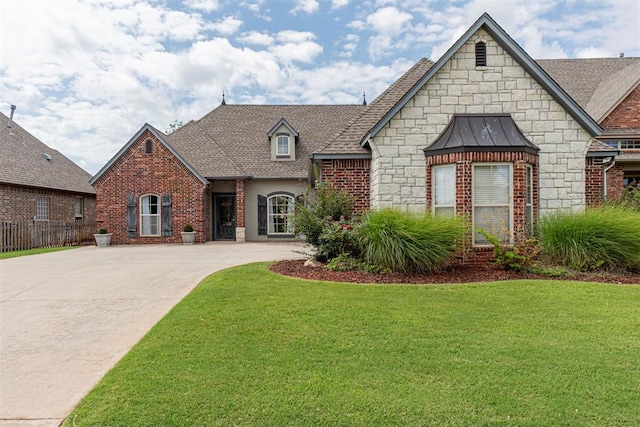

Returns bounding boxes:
[370,28,593,215]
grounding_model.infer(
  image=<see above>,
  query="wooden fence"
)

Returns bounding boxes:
[1,219,97,252]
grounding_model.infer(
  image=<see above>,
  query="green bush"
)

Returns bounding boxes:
[292,184,356,249]
[315,217,360,262]
[608,185,640,212]
[326,253,388,273]
[358,209,464,274]
[477,229,540,272]
[538,206,640,272]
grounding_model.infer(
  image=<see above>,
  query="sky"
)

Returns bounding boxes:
[1,0,639,175]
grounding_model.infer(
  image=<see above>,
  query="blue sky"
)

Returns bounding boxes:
[1,0,639,174]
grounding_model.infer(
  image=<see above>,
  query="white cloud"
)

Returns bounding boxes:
[237,31,274,46]
[211,16,243,35]
[275,30,317,43]
[184,0,220,13]
[290,0,319,14]
[331,0,349,9]
[366,7,413,35]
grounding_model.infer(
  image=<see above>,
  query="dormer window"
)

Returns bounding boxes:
[277,134,290,156]
[268,117,298,161]
[475,41,487,67]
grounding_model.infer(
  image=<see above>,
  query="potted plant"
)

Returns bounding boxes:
[181,224,196,245]
[94,228,112,247]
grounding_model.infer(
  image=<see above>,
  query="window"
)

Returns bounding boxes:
[475,41,487,67]
[74,197,83,219]
[145,138,153,153]
[525,165,533,235]
[140,194,160,236]
[36,197,49,221]
[432,164,455,216]
[473,164,511,245]
[277,135,290,156]
[267,194,294,235]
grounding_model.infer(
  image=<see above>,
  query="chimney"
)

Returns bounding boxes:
[7,105,16,134]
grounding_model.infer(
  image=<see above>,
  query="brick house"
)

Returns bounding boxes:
[1,109,96,250]
[91,13,633,261]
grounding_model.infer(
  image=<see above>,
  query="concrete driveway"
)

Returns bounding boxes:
[0,242,303,427]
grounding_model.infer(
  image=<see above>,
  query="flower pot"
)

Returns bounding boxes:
[181,231,196,245]
[94,233,112,247]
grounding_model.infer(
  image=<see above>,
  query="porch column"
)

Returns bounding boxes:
[235,179,246,242]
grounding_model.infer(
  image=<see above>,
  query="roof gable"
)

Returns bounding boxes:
[89,124,208,186]
[586,61,640,122]
[367,13,602,139]
[0,112,95,194]
[267,118,299,140]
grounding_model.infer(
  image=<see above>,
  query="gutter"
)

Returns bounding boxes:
[602,157,616,200]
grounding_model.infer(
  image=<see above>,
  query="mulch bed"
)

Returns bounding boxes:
[269,259,640,285]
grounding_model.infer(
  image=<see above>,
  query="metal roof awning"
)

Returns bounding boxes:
[424,113,539,156]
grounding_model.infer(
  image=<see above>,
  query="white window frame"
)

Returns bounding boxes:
[140,194,161,236]
[472,163,512,246]
[35,197,49,221]
[525,164,533,236]
[276,135,290,156]
[267,194,295,235]
[432,164,456,216]
[74,196,84,219]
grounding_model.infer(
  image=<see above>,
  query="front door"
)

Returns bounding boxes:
[213,194,236,240]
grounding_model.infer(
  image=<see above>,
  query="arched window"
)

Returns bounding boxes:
[267,193,295,235]
[475,41,487,67]
[140,194,160,236]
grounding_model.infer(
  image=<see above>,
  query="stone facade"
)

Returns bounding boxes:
[92,130,209,244]
[369,28,593,215]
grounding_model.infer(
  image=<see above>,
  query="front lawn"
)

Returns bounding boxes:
[65,263,640,426]
[0,246,78,260]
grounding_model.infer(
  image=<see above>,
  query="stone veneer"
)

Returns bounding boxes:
[369,28,593,215]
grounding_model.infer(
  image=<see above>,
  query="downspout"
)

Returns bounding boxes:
[602,157,616,201]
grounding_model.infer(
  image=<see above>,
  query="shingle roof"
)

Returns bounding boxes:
[586,138,620,156]
[537,57,640,120]
[0,112,95,194]
[172,105,365,179]
[314,58,435,157]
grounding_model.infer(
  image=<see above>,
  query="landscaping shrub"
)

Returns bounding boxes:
[477,229,541,272]
[358,209,464,273]
[608,185,640,212]
[315,217,360,261]
[538,206,640,272]
[293,184,356,250]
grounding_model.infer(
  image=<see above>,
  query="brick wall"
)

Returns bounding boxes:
[585,159,625,205]
[0,183,96,223]
[92,130,208,244]
[601,85,640,130]
[425,151,538,264]
[320,158,370,213]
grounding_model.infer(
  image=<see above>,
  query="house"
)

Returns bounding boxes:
[0,108,97,250]
[91,13,635,262]
[537,57,640,189]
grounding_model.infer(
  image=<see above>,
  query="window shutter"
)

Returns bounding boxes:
[126,194,137,237]
[258,194,267,235]
[161,194,172,237]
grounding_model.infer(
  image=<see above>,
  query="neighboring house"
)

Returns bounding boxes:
[0,109,96,250]
[91,13,634,263]
[538,57,640,189]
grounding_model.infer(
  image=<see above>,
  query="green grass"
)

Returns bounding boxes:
[0,246,78,260]
[65,263,640,426]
